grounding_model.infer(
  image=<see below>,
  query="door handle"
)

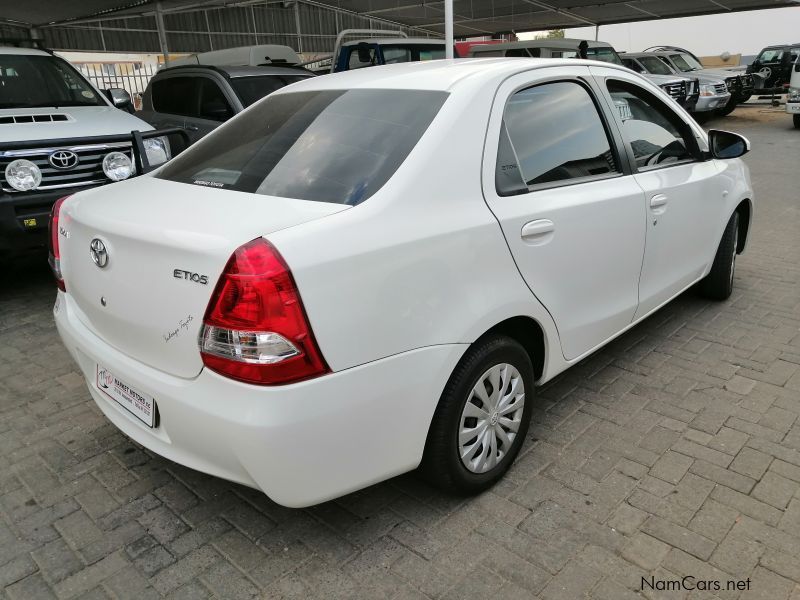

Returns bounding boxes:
[183,124,199,132]
[521,219,555,244]
[650,194,668,209]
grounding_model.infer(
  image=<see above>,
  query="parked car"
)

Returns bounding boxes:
[786,54,800,128]
[332,31,447,72]
[646,50,754,115]
[747,43,800,94]
[51,59,753,508]
[139,46,315,145]
[0,45,174,255]
[469,39,697,110]
[621,53,729,117]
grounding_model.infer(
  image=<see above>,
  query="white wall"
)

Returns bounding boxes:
[520,7,799,57]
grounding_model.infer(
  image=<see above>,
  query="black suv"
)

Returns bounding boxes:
[747,44,800,93]
[139,64,314,145]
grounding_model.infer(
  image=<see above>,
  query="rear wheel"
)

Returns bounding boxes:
[794,114,800,129]
[420,335,534,495]
[699,212,739,300]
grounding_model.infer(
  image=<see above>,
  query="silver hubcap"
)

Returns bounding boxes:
[458,363,525,474]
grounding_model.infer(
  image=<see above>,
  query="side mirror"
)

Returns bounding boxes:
[708,129,750,159]
[794,62,800,72]
[107,88,132,110]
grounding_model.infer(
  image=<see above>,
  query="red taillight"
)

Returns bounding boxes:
[199,238,329,385]
[48,195,70,291]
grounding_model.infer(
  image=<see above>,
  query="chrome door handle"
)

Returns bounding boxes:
[521,219,555,244]
[650,194,668,209]
[184,125,199,132]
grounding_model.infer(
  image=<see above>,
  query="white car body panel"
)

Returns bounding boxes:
[53,58,754,506]
[0,106,153,143]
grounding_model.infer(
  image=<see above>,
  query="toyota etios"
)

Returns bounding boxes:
[52,59,753,507]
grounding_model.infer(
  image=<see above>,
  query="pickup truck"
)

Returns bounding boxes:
[0,45,175,255]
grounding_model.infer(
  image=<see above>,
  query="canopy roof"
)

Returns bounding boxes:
[6,0,799,36]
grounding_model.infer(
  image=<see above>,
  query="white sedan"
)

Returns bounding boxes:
[51,58,753,507]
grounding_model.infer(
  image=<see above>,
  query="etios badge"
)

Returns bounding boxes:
[90,238,109,268]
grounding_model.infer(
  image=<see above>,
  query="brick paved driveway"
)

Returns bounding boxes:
[2,106,799,600]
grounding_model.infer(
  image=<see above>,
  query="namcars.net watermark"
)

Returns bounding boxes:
[642,576,751,593]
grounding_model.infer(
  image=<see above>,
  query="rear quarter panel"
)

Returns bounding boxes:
[267,78,562,377]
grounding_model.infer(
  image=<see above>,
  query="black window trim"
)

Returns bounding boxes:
[597,76,704,175]
[495,75,629,197]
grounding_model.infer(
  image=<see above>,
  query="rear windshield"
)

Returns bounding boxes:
[229,74,310,107]
[586,47,624,66]
[381,45,447,63]
[157,88,448,205]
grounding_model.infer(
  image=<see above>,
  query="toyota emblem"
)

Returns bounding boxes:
[90,238,109,268]
[49,150,79,170]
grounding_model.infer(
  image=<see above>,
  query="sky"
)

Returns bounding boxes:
[519,6,799,57]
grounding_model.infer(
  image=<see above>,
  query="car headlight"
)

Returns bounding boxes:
[143,136,171,166]
[5,159,42,191]
[700,84,717,97]
[102,152,134,181]
[789,87,800,102]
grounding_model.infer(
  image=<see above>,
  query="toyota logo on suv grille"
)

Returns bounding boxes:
[49,150,79,170]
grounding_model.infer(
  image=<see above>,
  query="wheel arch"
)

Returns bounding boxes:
[476,315,547,382]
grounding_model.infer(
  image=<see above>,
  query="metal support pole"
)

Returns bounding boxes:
[444,0,453,59]
[294,1,303,54]
[594,24,599,41]
[155,2,170,66]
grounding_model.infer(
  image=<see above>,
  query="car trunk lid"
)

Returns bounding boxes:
[60,177,348,378]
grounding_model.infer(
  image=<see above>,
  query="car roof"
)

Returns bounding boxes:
[622,53,663,58]
[0,46,50,56]
[157,64,313,78]
[274,57,633,93]
[472,38,614,51]
[341,38,446,47]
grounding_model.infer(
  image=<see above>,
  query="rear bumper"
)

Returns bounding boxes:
[0,187,95,253]
[54,291,466,507]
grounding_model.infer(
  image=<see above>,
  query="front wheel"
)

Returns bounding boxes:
[420,335,534,495]
[715,96,737,116]
[699,212,739,300]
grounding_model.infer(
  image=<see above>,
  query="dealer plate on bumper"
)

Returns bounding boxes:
[96,364,156,427]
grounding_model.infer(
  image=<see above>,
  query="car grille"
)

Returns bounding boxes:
[714,83,728,95]
[0,143,134,193]
[661,81,687,100]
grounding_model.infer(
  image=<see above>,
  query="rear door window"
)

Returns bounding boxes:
[158,89,448,205]
[152,76,198,116]
[496,81,619,195]
[230,74,310,107]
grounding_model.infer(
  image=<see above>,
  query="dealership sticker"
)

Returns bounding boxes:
[96,364,155,427]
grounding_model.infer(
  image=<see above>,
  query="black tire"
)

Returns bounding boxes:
[794,114,800,129]
[699,211,739,300]
[715,96,737,117]
[739,93,752,104]
[420,335,534,495]
[692,111,712,124]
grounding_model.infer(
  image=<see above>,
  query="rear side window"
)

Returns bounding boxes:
[158,89,448,205]
[496,81,619,196]
[152,76,197,116]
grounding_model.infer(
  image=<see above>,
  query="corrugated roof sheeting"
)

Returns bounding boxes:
[32,2,428,54]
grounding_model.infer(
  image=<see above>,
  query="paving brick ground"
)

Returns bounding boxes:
[2,105,799,599]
